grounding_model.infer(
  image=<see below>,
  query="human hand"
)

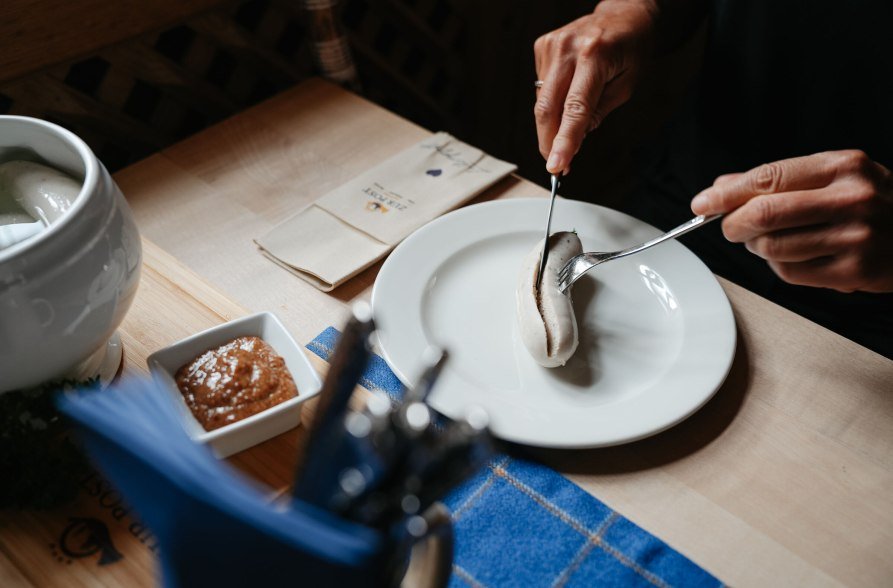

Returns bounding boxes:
[691,150,893,293]
[533,1,658,174]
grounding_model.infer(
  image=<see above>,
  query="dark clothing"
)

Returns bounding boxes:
[624,0,893,358]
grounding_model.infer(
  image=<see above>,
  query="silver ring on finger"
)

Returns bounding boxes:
[534,80,544,89]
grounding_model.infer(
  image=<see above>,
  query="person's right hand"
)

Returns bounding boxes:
[534,1,658,174]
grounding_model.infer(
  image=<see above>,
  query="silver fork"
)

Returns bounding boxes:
[557,214,722,293]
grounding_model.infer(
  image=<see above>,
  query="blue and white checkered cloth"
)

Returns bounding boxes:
[308,327,722,588]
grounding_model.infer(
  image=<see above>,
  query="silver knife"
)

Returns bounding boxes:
[537,174,560,288]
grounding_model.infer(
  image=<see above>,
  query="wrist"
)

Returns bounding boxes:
[594,0,707,54]
[652,0,709,52]
[588,0,660,59]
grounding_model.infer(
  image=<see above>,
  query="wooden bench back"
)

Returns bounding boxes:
[0,0,318,170]
[0,0,227,83]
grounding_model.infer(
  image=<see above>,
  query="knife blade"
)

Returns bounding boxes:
[537,174,560,289]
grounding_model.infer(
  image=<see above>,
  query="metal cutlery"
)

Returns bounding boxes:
[557,214,722,293]
[298,334,492,529]
[537,174,560,288]
[290,310,493,587]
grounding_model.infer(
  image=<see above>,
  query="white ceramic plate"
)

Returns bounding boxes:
[372,198,736,448]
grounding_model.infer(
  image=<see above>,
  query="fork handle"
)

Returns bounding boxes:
[612,214,722,261]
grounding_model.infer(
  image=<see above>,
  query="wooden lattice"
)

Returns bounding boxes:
[1,0,693,207]
[0,0,475,171]
[342,0,469,133]
[1,1,320,169]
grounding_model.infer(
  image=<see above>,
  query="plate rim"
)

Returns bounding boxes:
[372,198,737,448]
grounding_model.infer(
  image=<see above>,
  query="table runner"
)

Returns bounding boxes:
[308,327,722,588]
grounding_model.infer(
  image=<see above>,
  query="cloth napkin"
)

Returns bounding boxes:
[308,327,723,588]
[255,133,516,291]
[58,377,389,587]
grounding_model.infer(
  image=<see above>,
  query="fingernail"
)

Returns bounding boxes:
[691,191,711,213]
[547,152,564,174]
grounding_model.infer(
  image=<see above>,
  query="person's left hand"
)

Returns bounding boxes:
[690,150,893,293]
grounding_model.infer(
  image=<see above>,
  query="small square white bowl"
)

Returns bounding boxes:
[146,312,322,458]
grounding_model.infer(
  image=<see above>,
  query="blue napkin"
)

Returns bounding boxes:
[58,377,390,587]
[308,327,723,588]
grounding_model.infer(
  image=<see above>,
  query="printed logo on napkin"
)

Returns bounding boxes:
[363,183,401,214]
[316,133,516,245]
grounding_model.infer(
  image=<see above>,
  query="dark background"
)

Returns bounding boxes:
[0,0,704,206]
[328,0,704,206]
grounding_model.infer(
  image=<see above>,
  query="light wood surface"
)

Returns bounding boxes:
[0,240,376,587]
[3,78,890,587]
[0,240,240,588]
[0,0,228,84]
[117,78,893,587]
[114,78,536,346]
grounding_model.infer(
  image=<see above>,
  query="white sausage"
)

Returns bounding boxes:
[516,231,582,367]
[0,160,80,226]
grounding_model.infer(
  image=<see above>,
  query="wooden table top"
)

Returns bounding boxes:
[3,78,891,587]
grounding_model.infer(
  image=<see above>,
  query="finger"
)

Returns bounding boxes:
[692,153,841,215]
[534,34,546,75]
[533,31,554,77]
[546,60,607,174]
[744,224,855,262]
[713,173,743,187]
[534,61,574,163]
[833,149,890,184]
[720,187,848,242]
[768,255,862,292]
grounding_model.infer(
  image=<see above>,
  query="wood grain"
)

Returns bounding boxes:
[3,78,890,587]
[0,239,371,588]
[544,279,893,586]
[116,78,536,347]
[0,0,229,84]
[116,79,893,587]
[0,239,236,587]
